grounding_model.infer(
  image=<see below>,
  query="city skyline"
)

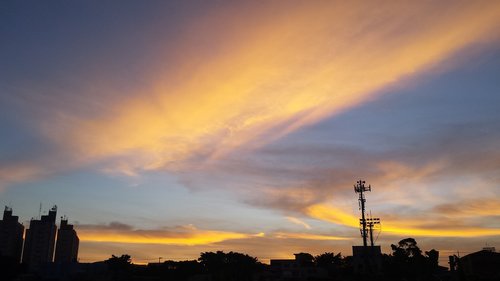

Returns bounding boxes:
[1,1,500,265]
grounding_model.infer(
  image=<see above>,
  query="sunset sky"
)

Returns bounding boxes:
[1,1,500,265]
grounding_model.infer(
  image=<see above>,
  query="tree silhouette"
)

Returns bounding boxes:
[387,238,436,281]
[314,252,344,278]
[314,252,342,267]
[425,249,439,271]
[105,254,132,280]
[391,238,423,260]
[147,260,203,281]
[198,251,263,281]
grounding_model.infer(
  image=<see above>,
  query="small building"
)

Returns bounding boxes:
[460,248,500,281]
[351,245,382,274]
[55,217,79,263]
[0,206,24,262]
[270,253,327,280]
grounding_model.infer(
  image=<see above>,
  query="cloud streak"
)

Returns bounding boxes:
[77,223,261,246]
[306,202,500,238]
[75,222,351,255]
[286,217,312,230]
[34,1,500,176]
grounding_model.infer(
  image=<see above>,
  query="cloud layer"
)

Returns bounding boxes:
[27,0,500,175]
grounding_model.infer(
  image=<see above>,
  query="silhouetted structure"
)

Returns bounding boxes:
[352,246,382,274]
[55,217,79,263]
[460,248,500,281]
[198,251,264,281]
[366,215,380,247]
[0,237,470,281]
[0,206,24,262]
[270,253,327,280]
[354,180,370,248]
[22,205,58,271]
[352,180,382,274]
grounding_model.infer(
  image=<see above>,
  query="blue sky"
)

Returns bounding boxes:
[1,1,500,264]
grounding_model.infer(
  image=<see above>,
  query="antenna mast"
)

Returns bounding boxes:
[354,180,370,248]
[39,202,42,219]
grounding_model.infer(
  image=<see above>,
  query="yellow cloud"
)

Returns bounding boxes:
[78,225,259,246]
[381,224,500,238]
[47,1,500,173]
[306,203,500,238]
[306,204,359,228]
[273,232,350,241]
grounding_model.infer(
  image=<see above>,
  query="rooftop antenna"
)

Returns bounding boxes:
[354,180,371,248]
[39,202,42,219]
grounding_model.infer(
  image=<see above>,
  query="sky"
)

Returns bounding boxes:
[1,0,500,265]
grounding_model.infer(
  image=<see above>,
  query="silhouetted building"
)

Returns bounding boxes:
[270,253,327,280]
[22,205,58,271]
[55,217,79,263]
[460,248,500,281]
[0,206,24,261]
[351,245,382,274]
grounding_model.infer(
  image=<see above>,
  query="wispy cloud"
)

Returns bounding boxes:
[25,1,499,177]
[0,2,499,190]
[200,122,500,238]
[286,217,312,230]
[273,232,348,241]
[77,223,261,246]
[433,199,500,218]
[0,163,45,191]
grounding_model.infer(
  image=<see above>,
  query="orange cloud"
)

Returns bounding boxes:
[306,204,359,228]
[77,221,352,246]
[273,232,350,241]
[43,1,500,174]
[0,163,46,191]
[78,224,260,246]
[306,202,500,238]
[434,198,500,217]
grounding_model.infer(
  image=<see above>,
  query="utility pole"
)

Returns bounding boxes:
[366,216,380,247]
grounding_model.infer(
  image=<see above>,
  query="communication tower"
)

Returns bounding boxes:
[354,180,370,247]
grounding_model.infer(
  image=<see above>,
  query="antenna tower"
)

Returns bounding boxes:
[354,180,382,249]
[354,180,370,248]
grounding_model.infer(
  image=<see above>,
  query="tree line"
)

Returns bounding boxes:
[97,238,444,281]
[0,237,449,281]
